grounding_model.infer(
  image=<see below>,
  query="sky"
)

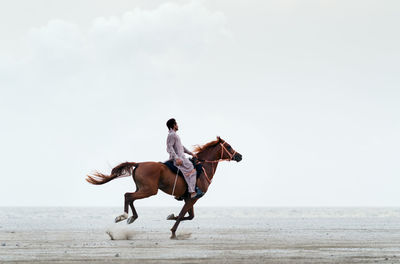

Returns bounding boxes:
[0,0,399,207]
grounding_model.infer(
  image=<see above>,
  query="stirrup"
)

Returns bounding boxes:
[191,187,204,199]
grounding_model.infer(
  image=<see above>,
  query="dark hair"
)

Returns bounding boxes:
[166,118,176,130]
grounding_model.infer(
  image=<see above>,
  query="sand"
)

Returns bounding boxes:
[0,207,399,263]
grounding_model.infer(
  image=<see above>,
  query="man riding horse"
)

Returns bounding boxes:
[166,118,204,199]
[86,119,242,238]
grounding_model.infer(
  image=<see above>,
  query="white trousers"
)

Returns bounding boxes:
[175,157,196,193]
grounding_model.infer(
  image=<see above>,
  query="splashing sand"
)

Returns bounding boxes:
[105,227,136,240]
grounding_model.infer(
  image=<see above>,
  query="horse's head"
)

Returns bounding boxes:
[217,137,242,162]
[194,137,242,162]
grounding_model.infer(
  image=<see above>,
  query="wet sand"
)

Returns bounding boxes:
[1,207,399,263]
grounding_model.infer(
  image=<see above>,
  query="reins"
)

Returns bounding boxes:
[201,167,212,184]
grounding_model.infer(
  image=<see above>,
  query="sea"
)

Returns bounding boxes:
[1,207,399,232]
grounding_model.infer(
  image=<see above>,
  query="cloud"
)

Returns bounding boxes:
[21,1,229,83]
[0,1,231,122]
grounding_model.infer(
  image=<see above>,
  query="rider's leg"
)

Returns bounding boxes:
[184,169,196,194]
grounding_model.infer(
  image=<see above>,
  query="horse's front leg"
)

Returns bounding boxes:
[170,200,195,239]
[167,206,194,221]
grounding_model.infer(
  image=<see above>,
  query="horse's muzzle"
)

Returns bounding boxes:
[233,153,242,162]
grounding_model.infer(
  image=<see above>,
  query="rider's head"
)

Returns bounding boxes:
[166,118,178,131]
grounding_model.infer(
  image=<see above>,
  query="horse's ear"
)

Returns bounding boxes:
[217,136,222,142]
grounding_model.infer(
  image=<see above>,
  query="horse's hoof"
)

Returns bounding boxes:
[170,233,177,239]
[115,213,128,223]
[166,214,176,220]
[127,216,137,224]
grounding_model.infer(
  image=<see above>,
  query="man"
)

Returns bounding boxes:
[166,118,203,199]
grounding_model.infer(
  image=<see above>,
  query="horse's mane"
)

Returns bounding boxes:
[193,137,221,154]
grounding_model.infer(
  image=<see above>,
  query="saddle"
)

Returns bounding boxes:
[162,158,203,178]
[162,158,203,201]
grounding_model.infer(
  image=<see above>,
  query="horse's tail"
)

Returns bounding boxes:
[86,162,139,185]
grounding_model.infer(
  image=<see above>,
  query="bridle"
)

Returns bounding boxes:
[219,141,237,161]
[197,141,237,184]
[198,141,236,163]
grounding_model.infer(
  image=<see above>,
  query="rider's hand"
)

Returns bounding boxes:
[176,158,183,166]
[192,153,198,158]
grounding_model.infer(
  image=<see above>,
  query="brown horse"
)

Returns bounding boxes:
[86,137,242,238]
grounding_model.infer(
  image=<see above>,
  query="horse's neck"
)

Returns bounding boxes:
[198,149,219,180]
[203,161,218,180]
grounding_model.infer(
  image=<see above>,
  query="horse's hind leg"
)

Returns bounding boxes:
[115,188,157,224]
[115,191,133,223]
[127,201,138,224]
[115,192,130,222]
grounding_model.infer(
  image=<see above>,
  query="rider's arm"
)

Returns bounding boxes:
[183,146,193,156]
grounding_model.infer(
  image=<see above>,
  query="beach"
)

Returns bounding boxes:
[1,207,399,263]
